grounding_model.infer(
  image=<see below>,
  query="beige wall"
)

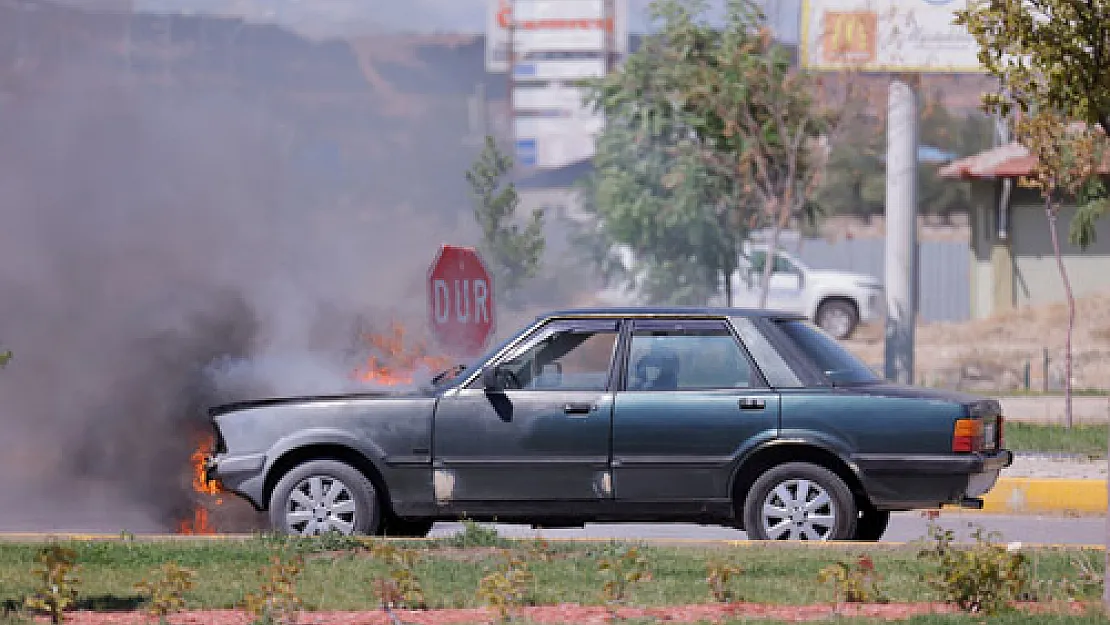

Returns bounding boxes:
[970,183,1110,318]
[1010,188,1110,309]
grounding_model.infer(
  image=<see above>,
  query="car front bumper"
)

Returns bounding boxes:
[205,452,268,511]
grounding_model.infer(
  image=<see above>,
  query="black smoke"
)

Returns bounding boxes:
[0,6,479,532]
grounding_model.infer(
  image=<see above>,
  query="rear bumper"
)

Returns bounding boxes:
[854,450,1013,509]
[854,449,1013,475]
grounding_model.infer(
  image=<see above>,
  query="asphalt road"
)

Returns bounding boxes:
[0,513,1104,545]
[428,512,1109,546]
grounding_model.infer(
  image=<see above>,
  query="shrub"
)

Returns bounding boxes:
[363,540,427,610]
[598,544,651,608]
[23,544,80,624]
[817,555,885,604]
[134,563,197,623]
[476,550,535,621]
[706,559,743,603]
[242,553,304,625]
[917,522,1029,615]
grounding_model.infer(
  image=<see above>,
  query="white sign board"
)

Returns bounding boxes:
[799,0,984,73]
[486,0,630,73]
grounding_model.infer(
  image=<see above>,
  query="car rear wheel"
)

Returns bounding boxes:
[742,462,858,541]
[269,459,381,537]
[853,507,891,541]
[816,299,859,340]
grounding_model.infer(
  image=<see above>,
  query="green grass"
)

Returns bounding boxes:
[1004,422,1109,457]
[0,533,1103,619]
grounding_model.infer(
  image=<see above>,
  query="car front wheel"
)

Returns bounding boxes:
[742,462,858,541]
[268,459,381,537]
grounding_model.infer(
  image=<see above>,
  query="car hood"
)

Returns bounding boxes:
[207,388,436,418]
[844,382,999,411]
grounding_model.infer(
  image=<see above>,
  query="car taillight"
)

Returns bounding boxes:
[953,418,983,453]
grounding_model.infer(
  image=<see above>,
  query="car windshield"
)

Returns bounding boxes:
[774,319,880,385]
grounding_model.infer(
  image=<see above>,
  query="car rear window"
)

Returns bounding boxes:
[774,319,880,386]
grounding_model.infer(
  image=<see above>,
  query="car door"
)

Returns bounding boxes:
[432,318,621,508]
[611,318,781,502]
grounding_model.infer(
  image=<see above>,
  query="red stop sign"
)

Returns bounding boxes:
[427,244,496,356]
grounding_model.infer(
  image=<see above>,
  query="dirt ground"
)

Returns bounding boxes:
[844,291,1110,392]
[25,601,1099,624]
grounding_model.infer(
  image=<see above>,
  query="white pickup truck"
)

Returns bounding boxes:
[597,244,884,340]
[708,245,885,340]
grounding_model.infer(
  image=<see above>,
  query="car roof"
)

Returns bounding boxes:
[539,307,806,321]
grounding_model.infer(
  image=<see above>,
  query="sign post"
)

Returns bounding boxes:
[427,245,496,357]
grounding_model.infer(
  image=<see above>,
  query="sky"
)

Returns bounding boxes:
[65,0,801,43]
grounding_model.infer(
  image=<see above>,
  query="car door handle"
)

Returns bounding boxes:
[564,402,594,416]
[738,397,766,410]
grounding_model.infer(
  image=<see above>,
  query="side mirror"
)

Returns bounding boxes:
[481,366,502,391]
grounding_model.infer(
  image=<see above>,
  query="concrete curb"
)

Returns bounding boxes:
[975,477,1107,515]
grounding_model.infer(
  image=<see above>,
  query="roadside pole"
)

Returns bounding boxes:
[883,76,918,384]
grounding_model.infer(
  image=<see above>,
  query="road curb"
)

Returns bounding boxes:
[977,477,1107,515]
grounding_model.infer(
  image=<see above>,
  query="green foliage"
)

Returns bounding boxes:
[956,0,1110,249]
[0,350,10,368]
[476,550,535,621]
[242,554,304,625]
[581,0,837,306]
[597,544,652,607]
[466,135,545,303]
[446,520,505,548]
[134,562,196,621]
[705,559,743,603]
[23,544,80,624]
[817,555,886,605]
[917,523,1029,615]
[362,540,426,610]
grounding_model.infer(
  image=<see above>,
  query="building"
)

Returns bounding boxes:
[939,141,1110,319]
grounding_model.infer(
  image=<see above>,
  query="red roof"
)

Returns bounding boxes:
[937,142,1039,180]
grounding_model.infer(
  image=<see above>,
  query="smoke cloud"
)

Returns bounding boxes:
[0,8,480,532]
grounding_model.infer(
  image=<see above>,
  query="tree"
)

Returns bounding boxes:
[584,0,836,307]
[465,135,546,305]
[954,1,1110,606]
[0,350,10,368]
[578,109,747,305]
[957,1,1110,431]
[681,10,838,307]
[582,0,752,306]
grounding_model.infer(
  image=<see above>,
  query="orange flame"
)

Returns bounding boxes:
[354,321,452,386]
[177,434,222,535]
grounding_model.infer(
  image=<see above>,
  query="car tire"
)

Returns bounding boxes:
[816,299,859,340]
[853,507,891,542]
[382,516,434,538]
[742,462,858,541]
[268,459,381,537]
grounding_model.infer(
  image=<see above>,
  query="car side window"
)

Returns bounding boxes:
[478,323,619,391]
[625,321,760,391]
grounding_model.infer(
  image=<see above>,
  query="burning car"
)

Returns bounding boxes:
[204,307,1012,541]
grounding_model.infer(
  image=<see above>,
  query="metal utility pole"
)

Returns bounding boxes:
[506,0,515,142]
[883,76,919,385]
[604,0,616,73]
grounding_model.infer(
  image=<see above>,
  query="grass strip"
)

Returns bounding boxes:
[1004,422,1109,457]
[0,534,1103,614]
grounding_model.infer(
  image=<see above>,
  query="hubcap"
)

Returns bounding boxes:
[760,478,836,540]
[285,475,357,536]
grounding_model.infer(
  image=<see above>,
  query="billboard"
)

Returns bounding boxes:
[486,0,629,73]
[799,0,984,73]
